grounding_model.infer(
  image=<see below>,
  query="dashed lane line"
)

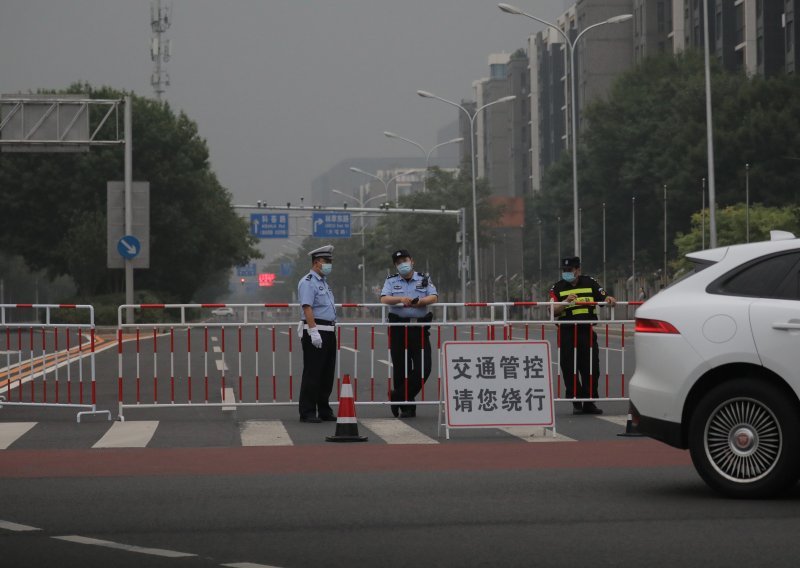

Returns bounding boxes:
[0,520,41,532]
[222,387,237,411]
[597,415,629,427]
[0,422,37,450]
[52,535,195,558]
[92,421,159,449]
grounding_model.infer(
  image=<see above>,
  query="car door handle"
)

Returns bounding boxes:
[772,322,800,330]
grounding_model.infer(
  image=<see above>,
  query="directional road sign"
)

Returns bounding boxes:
[312,212,351,238]
[251,213,288,238]
[236,263,257,277]
[117,235,141,259]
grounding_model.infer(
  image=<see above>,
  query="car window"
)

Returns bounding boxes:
[710,252,800,299]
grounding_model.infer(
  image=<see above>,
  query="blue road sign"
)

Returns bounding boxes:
[312,212,351,238]
[250,213,288,238]
[279,262,294,276]
[117,235,141,259]
[236,263,257,277]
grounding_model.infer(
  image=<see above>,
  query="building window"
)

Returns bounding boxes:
[735,3,744,45]
[757,34,764,65]
[788,20,794,53]
[658,1,666,33]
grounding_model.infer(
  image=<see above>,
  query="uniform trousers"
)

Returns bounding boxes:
[558,323,600,400]
[299,329,337,419]
[388,314,432,412]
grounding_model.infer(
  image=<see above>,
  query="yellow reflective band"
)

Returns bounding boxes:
[559,288,593,297]
[570,308,590,315]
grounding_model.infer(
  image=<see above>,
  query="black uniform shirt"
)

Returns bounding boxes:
[549,274,609,321]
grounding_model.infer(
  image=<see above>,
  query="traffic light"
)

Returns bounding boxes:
[240,278,246,286]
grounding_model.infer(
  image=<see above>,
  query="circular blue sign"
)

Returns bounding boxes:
[117,235,141,259]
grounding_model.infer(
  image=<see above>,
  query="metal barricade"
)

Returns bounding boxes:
[0,304,112,422]
[115,302,639,420]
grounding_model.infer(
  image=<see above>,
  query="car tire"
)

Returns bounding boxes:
[688,378,800,498]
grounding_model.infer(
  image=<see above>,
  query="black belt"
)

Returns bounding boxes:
[310,319,336,326]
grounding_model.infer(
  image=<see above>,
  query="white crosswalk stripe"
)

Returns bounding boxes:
[360,418,438,444]
[597,415,629,427]
[93,421,159,448]
[0,422,36,449]
[240,420,293,446]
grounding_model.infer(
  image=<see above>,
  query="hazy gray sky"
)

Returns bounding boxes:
[1,0,566,205]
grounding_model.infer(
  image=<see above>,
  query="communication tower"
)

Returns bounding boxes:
[150,0,172,100]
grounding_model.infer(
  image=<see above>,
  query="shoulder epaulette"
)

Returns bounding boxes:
[386,273,399,279]
[305,274,312,281]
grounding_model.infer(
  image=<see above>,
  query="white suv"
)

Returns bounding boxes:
[630,231,800,498]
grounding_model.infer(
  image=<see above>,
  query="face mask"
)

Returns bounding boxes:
[562,271,576,282]
[397,262,412,276]
[320,263,333,276]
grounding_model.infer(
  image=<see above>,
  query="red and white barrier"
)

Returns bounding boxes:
[114,302,639,420]
[0,304,112,422]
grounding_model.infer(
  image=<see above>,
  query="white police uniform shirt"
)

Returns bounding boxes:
[381,272,438,318]
[298,270,336,322]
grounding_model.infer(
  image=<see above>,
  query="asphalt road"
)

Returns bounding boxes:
[2,440,800,568]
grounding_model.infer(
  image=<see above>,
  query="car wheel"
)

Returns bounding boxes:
[688,378,800,498]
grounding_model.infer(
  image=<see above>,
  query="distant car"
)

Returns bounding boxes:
[211,307,234,318]
[630,231,800,498]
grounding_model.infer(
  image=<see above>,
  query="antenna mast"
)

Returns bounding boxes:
[150,0,172,100]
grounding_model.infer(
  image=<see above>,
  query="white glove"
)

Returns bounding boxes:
[308,327,323,349]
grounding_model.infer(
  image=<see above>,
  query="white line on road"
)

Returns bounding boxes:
[0,520,41,532]
[211,336,219,342]
[53,535,195,558]
[240,420,293,446]
[213,346,222,353]
[378,359,393,367]
[215,359,228,371]
[92,421,159,448]
[222,387,236,411]
[222,562,285,568]
[498,426,575,443]
[360,418,438,445]
[0,422,36,450]
[598,415,628,427]
[340,346,358,353]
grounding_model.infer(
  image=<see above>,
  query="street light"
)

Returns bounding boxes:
[417,89,515,302]
[498,4,633,257]
[348,167,419,206]
[383,131,463,192]
[331,187,387,304]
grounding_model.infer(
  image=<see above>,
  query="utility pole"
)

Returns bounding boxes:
[150,0,172,100]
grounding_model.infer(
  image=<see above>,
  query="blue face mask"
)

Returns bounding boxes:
[562,271,576,282]
[320,263,333,276]
[397,262,413,276]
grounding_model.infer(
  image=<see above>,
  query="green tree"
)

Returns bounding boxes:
[0,83,260,302]
[530,52,800,285]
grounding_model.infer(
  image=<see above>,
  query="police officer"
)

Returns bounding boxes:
[380,249,438,418]
[549,256,616,415]
[297,245,337,423]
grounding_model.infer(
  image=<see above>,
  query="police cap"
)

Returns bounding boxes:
[561,256,580,269]
[391,249,412,262]
[309,244,334,260]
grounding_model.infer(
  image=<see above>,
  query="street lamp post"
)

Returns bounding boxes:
[349,167,419,207]
[498,4,632,257]
[383,132,463,193]
[332,187,387,304]
[745,163,750,243]
[417,89,515,302]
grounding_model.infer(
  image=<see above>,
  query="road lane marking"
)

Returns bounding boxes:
[213,346,222,353]
[215,359,228,371]
[360,418,438,445]
[240,420,293,446]
[498,426,575,443]
[340,346,358,353]
[0,422,36,449]
[0,520,41,532]
[222,387,236,411]
[93,421,159,448]
[598,415,628,427]
[378,359,393,367]
[53,535,195,558]
[223,563,285,568]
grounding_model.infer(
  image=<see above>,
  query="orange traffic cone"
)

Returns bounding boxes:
[326,374,368,443]
[617,413,644,437]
